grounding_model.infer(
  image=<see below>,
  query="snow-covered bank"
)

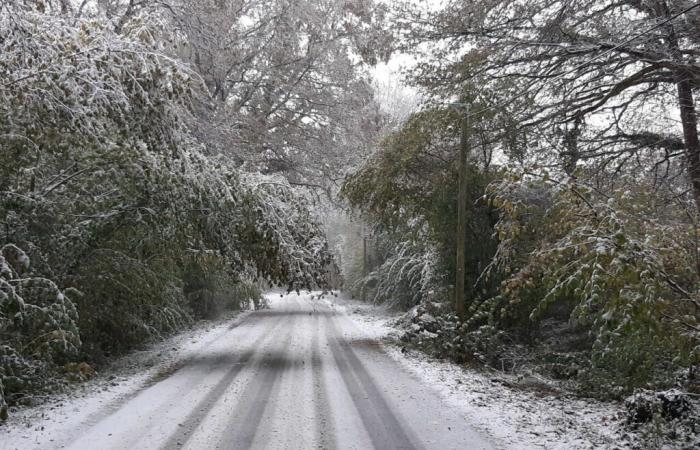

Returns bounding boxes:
[325,294,638,450]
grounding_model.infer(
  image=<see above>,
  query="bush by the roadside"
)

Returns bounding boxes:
[624,389,699,448]
[398,302,512,368]
[0,245,82,418]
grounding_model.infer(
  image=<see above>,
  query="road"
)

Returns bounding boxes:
[11,292,495,450]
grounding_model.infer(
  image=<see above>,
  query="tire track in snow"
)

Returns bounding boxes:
[312,312,337,450]
[2,294,498,450]
[58,312,260,450]
[327,317,422,450]
[158,313,287,450]
[217,311,298,449]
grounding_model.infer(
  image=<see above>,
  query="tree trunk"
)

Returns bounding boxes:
[656,1,700,212]
[659,1,700,275]
[676,75,700,277]
[677,77,700,214]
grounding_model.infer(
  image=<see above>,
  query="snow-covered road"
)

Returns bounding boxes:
[2,292,494,450]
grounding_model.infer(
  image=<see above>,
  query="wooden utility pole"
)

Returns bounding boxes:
[455,104,470,318]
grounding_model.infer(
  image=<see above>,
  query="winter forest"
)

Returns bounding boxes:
[1,0,700,448]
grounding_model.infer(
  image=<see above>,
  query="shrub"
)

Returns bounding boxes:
[0,245,81,417]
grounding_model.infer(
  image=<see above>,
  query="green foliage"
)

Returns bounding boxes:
[482,171,700,395]
[70,249,190,357]
[346,97,699,399]
[238,176,336,292]
[343,108,461,230]
[1,244,81,412]
[342,107,499,307]
[183,256,262,319]
[391,167,699,398]
[352,232,444,308]
[400,303,510,367]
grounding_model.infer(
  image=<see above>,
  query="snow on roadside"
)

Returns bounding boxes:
[0,305,254,450]
[328,294,633,450]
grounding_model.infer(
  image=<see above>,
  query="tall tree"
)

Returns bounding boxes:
[162,0,392,190]
[396,0,700,208]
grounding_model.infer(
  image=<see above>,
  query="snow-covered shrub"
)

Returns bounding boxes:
[352,232,443,308]
[625,389,694,424]
[0,2,193,354]
[0,345,48,406]
[239,174,336,292]
[1,2,334,374]
[624,389,699,447]
[399,302,514,368]
[391,163,699,397]
[0,245,80,418]
[481,171,700,396]
[1,245,81,363]
[70,249,191,357]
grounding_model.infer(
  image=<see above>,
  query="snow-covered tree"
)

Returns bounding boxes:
[0,1,338,418]
[162,0,392,189]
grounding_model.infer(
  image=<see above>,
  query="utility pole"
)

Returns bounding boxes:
[453,103,470,318]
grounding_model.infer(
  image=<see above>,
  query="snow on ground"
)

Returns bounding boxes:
[2,292,495,450]
[325,294,634,450]
[2,291,637,450]
[0,307,253,450]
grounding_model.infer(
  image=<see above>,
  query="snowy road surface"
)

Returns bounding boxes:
[3,292,494,450]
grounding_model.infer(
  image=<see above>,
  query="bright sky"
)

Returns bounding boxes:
[372,0,446,80]
[370,0,448,114]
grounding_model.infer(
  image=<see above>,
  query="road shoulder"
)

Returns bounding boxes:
[326,294,635,450]
[0,308,252,450]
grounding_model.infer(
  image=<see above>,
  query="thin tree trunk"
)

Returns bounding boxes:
[659,1,700,211]
[659,0,700,275]
[677,77,700,214]
[676,76,700,277]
